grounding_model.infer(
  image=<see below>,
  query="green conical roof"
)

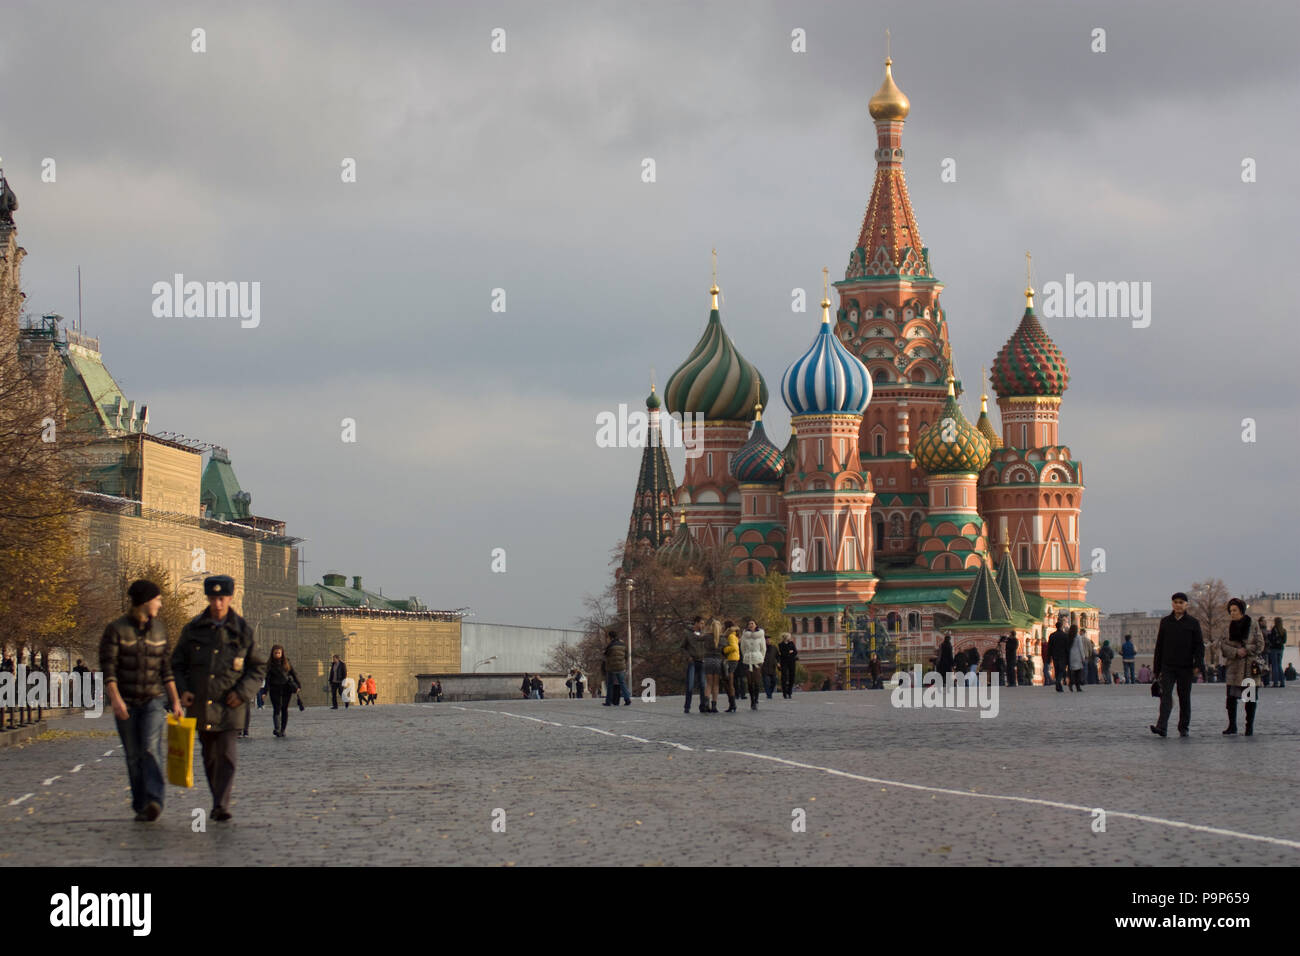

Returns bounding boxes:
[956,557,1012,624]
[994,549,1030,615]
[658,514,706,574]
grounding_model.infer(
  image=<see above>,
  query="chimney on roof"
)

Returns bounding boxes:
[352,575,362,590]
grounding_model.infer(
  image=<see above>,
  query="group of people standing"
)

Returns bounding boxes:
[678,617,800,713]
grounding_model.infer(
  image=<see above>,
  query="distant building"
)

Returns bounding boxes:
[294,572,463,705]
[3,211,298,641]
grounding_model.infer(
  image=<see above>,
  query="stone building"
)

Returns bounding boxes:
[294,573,463,706]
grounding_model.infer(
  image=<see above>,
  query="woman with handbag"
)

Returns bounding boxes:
[1218,598,1264,735]
[702,619,725,714]
[265,645,301,737]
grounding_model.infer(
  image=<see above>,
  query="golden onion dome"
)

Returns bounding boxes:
[868,58,910,121]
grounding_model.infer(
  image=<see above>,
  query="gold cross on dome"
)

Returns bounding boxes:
[822,266,829,298]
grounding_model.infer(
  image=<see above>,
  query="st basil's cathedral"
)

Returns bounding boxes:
[621,57,1097,682]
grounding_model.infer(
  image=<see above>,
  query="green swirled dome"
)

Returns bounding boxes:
[665,284,768,421]
[913,376,992,475]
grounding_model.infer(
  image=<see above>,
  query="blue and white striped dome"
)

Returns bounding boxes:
[781,298,872,416]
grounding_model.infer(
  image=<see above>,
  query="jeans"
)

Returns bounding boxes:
[1156,668,1194,733]
[762,673,776,699]
[1268,650,1284,686]
[1123,660,1136,684]
[1102,663,1112,684]
[270,686,293,734]
[115,696,167,813]
[684,661,707,710]
[606,670,630,705]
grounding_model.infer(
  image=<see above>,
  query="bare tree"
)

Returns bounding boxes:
[1189,578,1231,657]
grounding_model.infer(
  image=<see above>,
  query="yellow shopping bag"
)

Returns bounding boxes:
[166,714,196,788]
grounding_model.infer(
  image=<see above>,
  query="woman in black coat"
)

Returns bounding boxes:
[937,633,954,679]
[265,645,301,737]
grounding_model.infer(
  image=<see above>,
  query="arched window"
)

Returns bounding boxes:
[874,433,884,456]
[890,514,904,537]
[814,617,824,634]
[907,612,920,631]
[874,516,885,549]
[909,513,922,537]
[802,617,810,634]
[943,486,950,507]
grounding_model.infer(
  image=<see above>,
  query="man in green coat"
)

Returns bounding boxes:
[171,575,266,821]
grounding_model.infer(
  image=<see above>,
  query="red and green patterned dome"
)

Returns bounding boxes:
[913,376,991,475]
[990,291,1069,398]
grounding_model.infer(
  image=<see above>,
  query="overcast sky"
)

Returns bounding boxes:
[3,0,1297,626]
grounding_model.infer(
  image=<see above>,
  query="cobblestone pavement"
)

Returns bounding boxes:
[2,684,1297,866]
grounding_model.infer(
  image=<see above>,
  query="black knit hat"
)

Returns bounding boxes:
[127,579,161,606]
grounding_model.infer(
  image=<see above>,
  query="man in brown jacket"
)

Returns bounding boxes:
[172,575,266,821]
[100,579,184,822]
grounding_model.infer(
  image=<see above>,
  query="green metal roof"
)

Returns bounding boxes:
[872,587,966,607]
[956,559,1012,624]
[201,448,251,521]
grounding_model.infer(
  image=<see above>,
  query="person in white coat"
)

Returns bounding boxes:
[1068,625,1088,692]
[340,675,357,707]
[739,620,767,711]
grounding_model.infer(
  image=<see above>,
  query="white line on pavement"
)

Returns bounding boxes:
[708,748,1300,851]
[41,776,60,786]
[458,705,1300,851]
[69,764,83,773]
[102,750,114,757]
[8,794,34,806]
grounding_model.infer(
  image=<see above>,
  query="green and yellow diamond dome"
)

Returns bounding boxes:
[913,374,992,475]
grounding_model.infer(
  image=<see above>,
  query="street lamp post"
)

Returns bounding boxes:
[625,578,635,692]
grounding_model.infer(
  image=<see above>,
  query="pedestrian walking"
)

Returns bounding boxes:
[777,633,798,699]
[1068,623,1087,692]
[172,575,266,822]
[868,653,881,690]
[328,654,347,709]
[1099,640,1114,684]
[365,675,378,704]
[762,634,779,699]
[1218,598,1264,735]
[341,675,357,707]
[721,620,740,712]
[1047,614,1071,692]
[100,579,184,822]
[937,633,954,682]
[520,674,532,700]
[1121,635,1137,685]
[266,645,300,738]
[739,619,765,710]
[681,617,709,714]
[703,620,725,712]
[603,630,631,706]
[1040,636,1052,687]
[1150,591,1205,738]
[531,675,544,700]
[1265,617,1287,688]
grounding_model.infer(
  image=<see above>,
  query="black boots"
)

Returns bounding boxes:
[1223,698,1238,735]
[1245,701,1256,736]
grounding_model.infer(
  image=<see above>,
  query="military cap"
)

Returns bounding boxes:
[204,574,236,596]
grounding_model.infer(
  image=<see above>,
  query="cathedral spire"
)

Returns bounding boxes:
[850,53,929,280]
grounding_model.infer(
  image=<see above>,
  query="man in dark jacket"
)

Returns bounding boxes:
[778,634,799,699]
[100,580,184,822]
[1150,591,1204,737]
[1005,633,1019,687]
[172,575,266,821]
[681,617,709,713]
[1047,615,1071,692]
[328,654,347,709]
[603,630,631,706]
